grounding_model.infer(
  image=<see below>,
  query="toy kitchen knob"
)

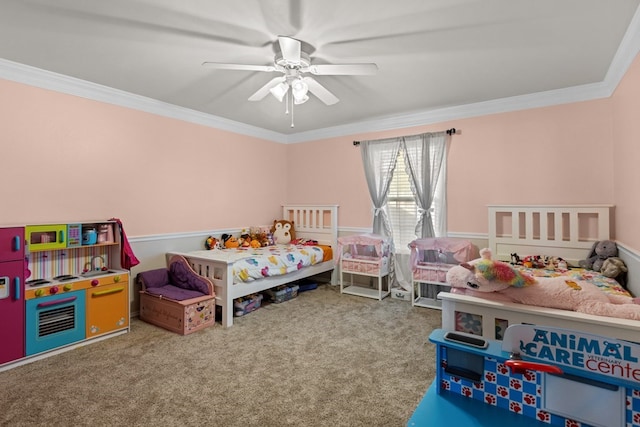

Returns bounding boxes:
[91,279,99,287]
[49,286,59,295]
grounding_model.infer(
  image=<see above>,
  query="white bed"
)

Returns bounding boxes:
[440,204,640,342]
[168,204,338,327]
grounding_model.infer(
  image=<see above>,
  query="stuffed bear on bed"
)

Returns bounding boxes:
[446,248,640,320]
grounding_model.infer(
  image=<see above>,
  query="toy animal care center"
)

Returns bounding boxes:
[409,324,640,427]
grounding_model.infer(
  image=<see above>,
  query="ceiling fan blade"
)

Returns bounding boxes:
[303,77,339,105]
[278,36,301,64]
[202,62,276,72]
[248,77,286,101]
[307,63,378,76]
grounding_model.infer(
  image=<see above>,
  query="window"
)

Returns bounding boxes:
[387,148,419,254]
[387,147,447,253]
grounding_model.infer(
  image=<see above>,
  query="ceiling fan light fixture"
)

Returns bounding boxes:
[270,82,290,102]
[294,94,309,105]
[291,78,309,103]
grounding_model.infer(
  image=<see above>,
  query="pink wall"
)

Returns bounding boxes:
[0,79,287,235]
[288,99,614,235]
[1,52,638,255]
[612,53,640,250]
[289,54,640,255]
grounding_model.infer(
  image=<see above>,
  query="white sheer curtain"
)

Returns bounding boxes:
[360,137,402,237]
[393,132,449,290]
[360,138,401,286]
[403,131,449,238]
[360,132,450,291]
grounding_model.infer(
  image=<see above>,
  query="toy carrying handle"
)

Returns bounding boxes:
[505,360,563,375]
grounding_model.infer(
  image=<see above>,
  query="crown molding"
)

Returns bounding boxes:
[0,58,288,144]
[1,5,638,146]
[284,81,612,143]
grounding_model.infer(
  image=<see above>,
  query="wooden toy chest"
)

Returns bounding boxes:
[139,293,215,335]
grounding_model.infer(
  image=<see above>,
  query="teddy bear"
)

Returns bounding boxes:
[578,240,619,272]
[446,248,640,320]
[271,219,295,244]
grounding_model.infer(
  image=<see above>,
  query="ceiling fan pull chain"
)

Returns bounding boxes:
[285,91,290,115]
[290,91,295,128]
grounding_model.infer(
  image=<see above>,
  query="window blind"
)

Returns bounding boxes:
[387,149,419,253]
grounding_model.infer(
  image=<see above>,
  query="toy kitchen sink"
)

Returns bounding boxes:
[409,324,640,427]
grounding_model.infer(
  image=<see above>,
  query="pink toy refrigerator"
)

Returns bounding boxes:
[0,227,25,365]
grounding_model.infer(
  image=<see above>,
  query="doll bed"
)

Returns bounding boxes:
[440,204,640,343]
[409,237,474,309]
[168,205,338,327]
[338,233,393,300]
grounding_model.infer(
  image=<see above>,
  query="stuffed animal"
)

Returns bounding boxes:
[221,233,239,249]
[204,236,218,250]
[600,256,629,288]
[578,240,619,272]
[446,248,640,320]
[239,233,252,248]
[271,219,295,244]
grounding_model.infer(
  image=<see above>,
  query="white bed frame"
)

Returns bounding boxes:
[440,204,640,342]
[168,205,338,327]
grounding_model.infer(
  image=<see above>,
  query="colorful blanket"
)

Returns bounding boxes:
[513,266,631,298]
[228,244,326,283]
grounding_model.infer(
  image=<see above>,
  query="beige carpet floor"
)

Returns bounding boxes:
[0,284,440,427]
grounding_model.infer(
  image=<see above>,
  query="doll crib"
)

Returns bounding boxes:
[338,233,392,300]
[409,237,474,309]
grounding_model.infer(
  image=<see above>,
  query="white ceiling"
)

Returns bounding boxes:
[1,0,640,142]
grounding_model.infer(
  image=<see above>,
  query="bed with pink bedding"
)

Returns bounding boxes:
[440,205,640,343]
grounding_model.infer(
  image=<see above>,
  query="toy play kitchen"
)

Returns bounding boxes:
[409,324,640,427]
[0,220,130,371]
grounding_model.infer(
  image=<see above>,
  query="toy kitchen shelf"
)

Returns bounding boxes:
[338,234,392,301]
[0,220,130,372]
[25,222,117,252]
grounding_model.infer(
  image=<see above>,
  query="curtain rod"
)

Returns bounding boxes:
[352,128,460,146]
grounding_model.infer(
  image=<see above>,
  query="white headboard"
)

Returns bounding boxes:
[282,204,339,253]
[488,205,613,266]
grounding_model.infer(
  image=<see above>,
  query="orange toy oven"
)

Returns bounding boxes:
[85,276,129,338]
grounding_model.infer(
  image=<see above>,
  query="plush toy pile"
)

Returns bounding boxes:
[446,248,640,320]
[578,240,628,286]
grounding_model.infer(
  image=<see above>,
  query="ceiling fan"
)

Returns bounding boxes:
[202,36,377,126]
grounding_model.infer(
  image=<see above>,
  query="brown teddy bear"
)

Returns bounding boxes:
[271,219,295,244]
